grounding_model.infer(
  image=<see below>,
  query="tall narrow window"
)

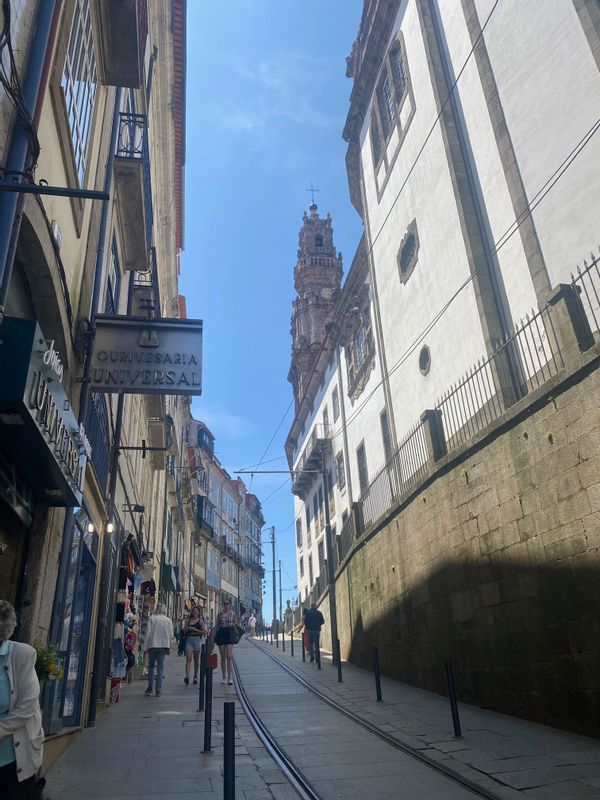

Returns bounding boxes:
[318,487,324,530]
[318,541,325,570]
[335,451,346,492]
[313,495,319,532]
[332,386,340,422]
[371,116,383,164]
[308,555,314,586]
[327,469,335,516]
[296,518,302,548]
[390,45,407,102]
[357,442,369,496]
[299,556,304,578]
[322,406,329,436]
[380,409,393,464]
[61,0,97,186]
[377,73,395,138]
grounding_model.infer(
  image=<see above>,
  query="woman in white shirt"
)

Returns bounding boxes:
[0,600,44,799]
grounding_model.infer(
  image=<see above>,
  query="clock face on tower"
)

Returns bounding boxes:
[320,287,332,300]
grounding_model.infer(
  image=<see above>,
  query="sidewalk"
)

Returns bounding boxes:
[45,648,295,800]
[251,635,600,799]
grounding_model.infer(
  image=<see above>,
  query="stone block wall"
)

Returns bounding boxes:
[325,355,600,737]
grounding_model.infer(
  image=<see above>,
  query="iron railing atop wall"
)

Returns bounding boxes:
[572,254,600,337]
[84,393,110,494]
[360,419,428,530]
[116,112,153,250]
[435,305,564,452]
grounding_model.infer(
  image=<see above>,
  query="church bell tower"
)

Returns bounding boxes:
[288,202,343,410]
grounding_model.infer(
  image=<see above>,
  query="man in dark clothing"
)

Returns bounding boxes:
[304,603,325,664]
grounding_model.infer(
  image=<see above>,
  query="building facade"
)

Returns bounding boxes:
[288,0,600,735]
[0,0,191,761]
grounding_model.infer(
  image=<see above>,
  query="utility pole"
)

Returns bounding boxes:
[271,526,276,631]
[278,560,283,634]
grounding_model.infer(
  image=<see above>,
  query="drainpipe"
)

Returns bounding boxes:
[0,0,57,320]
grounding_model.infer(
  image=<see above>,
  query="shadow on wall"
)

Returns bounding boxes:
[346,556,600,739]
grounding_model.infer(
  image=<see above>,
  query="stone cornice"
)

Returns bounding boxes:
[343,0,401,144]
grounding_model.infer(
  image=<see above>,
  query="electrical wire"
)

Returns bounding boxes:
[248,397,294,491]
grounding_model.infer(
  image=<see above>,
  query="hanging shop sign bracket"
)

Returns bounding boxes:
[0,180,109,201]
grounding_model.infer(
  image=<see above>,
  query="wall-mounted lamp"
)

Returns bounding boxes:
[106,522,114,534]
[87,522,94,534]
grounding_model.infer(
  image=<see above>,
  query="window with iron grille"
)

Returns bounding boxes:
[335,451,346,492]
[377,73,395,138]
[380,408,393,464]
[332,386,340,421]
[370,34,413,172]
[296,518,302,548]
[318,540,325,569]
[357,442,369,496]
[61,0,97,186]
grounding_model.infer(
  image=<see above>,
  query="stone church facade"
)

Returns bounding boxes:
[287,0,600,736]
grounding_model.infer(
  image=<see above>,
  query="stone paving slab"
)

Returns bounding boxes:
[45,649,288,799]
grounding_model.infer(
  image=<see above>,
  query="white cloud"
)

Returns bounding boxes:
[191,402,254,438]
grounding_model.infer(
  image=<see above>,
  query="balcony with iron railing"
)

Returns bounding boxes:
[291,423,333,496]
[114,112,153,272]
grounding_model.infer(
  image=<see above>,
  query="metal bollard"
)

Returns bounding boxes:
[223,701,235,800]
[198,644,206,712]
[372,646,382,702]
[276,629,279,649]
[282,629,285,652]
[270,628,273,645]
[444,658,462,738]
[336,638,343,683]
[290,631,294,657]
[301,631,306,663]
[202,664,213,752]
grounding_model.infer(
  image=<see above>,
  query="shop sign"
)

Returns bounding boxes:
[0,318,91,507]
[91,315,203,395]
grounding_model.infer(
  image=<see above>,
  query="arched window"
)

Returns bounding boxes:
[315,234,323,248]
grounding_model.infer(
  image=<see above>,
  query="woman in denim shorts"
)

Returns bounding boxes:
[183,606,206,685]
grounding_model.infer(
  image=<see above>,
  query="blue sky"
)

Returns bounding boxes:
[181,1,364,614]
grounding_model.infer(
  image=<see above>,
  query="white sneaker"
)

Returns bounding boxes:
[221,678,227,684]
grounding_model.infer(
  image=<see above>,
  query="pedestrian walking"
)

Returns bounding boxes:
[183,606,206,685]
[143,604,174,697]
[124,619,137,684]
[247,612,256,637]
[302,606,309,653]
[0,600,44,800]
[214,600,237,685]
[304,603,325,664]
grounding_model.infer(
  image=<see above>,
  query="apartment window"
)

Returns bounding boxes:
[296,519,302,549]
[357,442,369,496]
[308,555,314,586]
[299,556,304,578]
[322,406,329,435]
[313,496,319,531]
[318,541,325,569]
[332,386,340,421]
[335,451,346,492]
[105,237,121,314]
[318,487,325,529]
[390,44,407,100]
[380,409,393,464]
[327,469,335,516]
[61,0,97,186]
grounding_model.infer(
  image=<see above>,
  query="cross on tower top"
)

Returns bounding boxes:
[305,182,320,205]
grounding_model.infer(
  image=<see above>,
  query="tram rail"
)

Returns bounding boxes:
[233,638,510,800]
